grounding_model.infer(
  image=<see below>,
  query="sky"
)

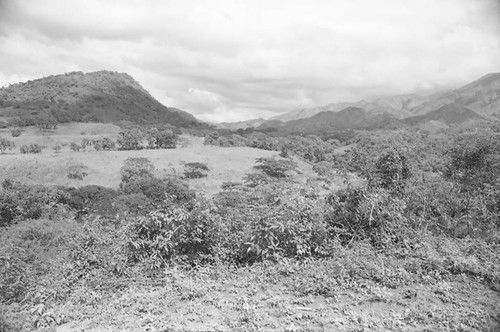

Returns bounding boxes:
[0,0,499,122]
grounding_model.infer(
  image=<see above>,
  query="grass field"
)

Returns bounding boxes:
[0,123,337,196]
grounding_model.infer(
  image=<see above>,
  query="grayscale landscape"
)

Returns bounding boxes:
[0,1,499,331]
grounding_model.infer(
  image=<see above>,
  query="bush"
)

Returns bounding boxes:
[10,128,22,137]
[19,143,42,154]
[325,187,408,247]
[53,144,62,153]
[64,185,119,218]
[0,138,15,154]
[120,157,155,185]
[254,157,298,178]
[67,164,89,180]
[117,128,143,150]
[0,182,70,226]
[69,142,81,152]
[183,162,209,179]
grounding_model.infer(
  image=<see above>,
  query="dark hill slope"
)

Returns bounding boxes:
[265,107,401,134]
[410,73,500,118]
[0,71,203,127]
[403,103,485,126]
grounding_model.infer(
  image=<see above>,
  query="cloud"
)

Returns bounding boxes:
[0,0,499,121]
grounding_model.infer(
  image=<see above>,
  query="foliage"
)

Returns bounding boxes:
[10,128,22,137]
[119,157,155,185]
[53,144,62,153]
[0,181,70,226]
[325,187,408,247]
[67,164,89,180]
[147,128,177,149]
[20,143,42,154]
[94,137,116,151]
[183,162,209,179]
[372,149,411,191]
[64,185,119,218]
[69,142,81,152]
[36,117,58,132]
[254,157,298,178]
[0,138,15,154]
[117,128,144,150]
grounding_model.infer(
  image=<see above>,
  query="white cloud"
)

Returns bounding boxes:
[0,0,499,122]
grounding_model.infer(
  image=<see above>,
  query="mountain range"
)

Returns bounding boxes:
[218,72,500,133]
[0,71,203,128]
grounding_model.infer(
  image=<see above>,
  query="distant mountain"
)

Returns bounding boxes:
[403,103,485,126]
[410,73,500,118]
[216,118,266,130]
[271,95,431,122]
[0,71,204,127]
[267,72,500,124]
[261,107,402,134]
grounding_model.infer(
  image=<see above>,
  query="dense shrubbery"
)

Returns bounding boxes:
[20,143,42,154]
[0,180,70,226]
[183,162,209,179]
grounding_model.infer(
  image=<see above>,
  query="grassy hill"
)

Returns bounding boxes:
[0,71,204,127]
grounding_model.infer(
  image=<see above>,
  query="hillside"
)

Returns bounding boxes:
[265,72,500,126]
[215,118,266,130]
[403,103,485,126]
[411,73,500,118]
[0,71,204,127]
[263,107,401,134]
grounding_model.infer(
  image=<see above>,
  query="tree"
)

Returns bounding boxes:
[0,138,15,154]
[147,128,177,149]
[373,150,411,191]
[117,128,143,150]
[36,117,57,132]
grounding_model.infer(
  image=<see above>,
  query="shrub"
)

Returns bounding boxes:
[325,187,408,247]
[254,157,298,178]
[183,162,209,179]
[64,185,119,218]
[67,164,89,180]
[53,144,62,153]
[69,142,81,152]
[0,182,70,226]
[20,143,42,154]
[117,128,143,150]
[372,149,411,191]
[147,128,177,149]
[120,157,155,185]
[0,138,15,154]
[10,128,22,137]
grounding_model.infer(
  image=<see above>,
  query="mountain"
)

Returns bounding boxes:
[270,95,431,122]
[215,118,266,130]
[0,71,203,127]
[269,72,500,123]
[403,103,484,126]
[410,73,500,118]
[260,107,402,134]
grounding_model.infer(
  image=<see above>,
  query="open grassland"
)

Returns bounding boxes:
[0,123,343,196]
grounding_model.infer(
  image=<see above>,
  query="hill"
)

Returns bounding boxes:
[267,72,500,124]
[0,71,204,127]
[261,107,402,134]
[410,72,500,118]
[403,103,485,126]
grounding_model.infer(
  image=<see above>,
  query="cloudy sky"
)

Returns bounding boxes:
[0,0,499,122]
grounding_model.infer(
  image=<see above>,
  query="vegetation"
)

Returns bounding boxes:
[0,138,15,154]
[0,124,499,331]
[19,143,42,154]
[183,162,209,179]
